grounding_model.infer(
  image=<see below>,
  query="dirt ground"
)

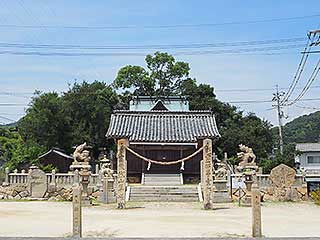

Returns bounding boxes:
[0,201,319,238]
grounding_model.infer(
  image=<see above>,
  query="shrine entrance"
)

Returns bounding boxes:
[116,138,214,209]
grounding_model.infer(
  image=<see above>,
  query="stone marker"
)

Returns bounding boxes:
[202,138,214,210]
[269,164,296,201]
[252,188,262,238]
[28,166,47,198]
[72,184,82,238]
[3,167,10,186]
[102,177,115,203]
[117,139,127,209]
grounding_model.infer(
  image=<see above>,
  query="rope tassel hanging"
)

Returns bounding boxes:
[147,161,151,171]
[180,161,185,171]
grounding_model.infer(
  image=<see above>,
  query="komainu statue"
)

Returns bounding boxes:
[73,142,91,163]
[100,155,114,180]
[214,157,228,180]
[101,162,114,180]
[237,144,256,167]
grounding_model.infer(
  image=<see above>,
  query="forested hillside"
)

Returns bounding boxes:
[283,111,320,143]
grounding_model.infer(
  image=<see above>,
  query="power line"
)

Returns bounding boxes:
[0,13,319,30]
[286,58,320,106]
[281,30,320,106]
[295,103,320,110]
[0,37,305,50]
[280,36,313,104]
[0,44,304,57]
[0,115,16,122]
[215,85,320,93]
[0,103,28,106]
[227,97,320,104]
[17,0,50,35]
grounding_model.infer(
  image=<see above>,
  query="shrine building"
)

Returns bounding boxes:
[106,96,220,183]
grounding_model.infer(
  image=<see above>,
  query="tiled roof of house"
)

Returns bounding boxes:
[106,110,220,143]
[38,149,73,160]
[296,143,320,152]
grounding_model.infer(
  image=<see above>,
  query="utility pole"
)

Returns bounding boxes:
[272,85,285,155]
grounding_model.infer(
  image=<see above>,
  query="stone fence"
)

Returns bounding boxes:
[228,173,305,189]
[4,167,102,188]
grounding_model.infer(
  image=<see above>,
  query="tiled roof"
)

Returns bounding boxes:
[296,143,320,152]
[38,149,73,160]
[106,110,220,143]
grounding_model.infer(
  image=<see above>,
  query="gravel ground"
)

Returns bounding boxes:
[0,201,319,238]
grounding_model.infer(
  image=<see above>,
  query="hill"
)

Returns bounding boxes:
[0,122,18,129]
[282,111,320,143]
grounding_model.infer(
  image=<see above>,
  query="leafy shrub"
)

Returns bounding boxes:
[311,189,320,205]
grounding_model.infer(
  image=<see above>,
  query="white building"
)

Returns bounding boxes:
[295,143,320,192]
[295,143,320,173]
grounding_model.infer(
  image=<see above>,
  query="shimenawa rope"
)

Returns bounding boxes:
[125,145,204,165]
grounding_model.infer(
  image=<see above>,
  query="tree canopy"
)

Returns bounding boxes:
[18,81,119,158]
[114,52,190,96]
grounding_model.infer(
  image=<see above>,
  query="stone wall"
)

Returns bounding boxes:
[0,184,29,200]
[0,183,102,201]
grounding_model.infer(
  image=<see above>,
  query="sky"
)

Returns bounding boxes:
[0,0,319,126]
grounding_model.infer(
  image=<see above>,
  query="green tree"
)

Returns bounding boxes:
[259,144,296,173]
[19,81,119,157]
[62,81,119,155]
[18,92,69,150]
[0,128,45,170]
[114,52,190,96]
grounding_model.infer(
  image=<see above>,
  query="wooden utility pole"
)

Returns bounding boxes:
[272,85,285,154]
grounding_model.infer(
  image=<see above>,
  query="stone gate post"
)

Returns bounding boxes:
[252,189,262,237]
[202,138,214,210]
[3,167,10,186]
[72,183,82,238]
[116,139,128,209]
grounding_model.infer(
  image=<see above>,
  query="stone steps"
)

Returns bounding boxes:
[129,185,199,202]
[129,174,198,202]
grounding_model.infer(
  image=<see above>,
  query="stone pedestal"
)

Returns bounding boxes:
[70,162,92,206]
[213,179,232,203]
[101,177,115,203]
[242,165,258,207]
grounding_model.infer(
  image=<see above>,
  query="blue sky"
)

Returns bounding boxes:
[0,0,320,125]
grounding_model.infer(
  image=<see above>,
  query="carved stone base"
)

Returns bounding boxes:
[213,180,232,203]
[70,163,91,172]
[100,178,116,203]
